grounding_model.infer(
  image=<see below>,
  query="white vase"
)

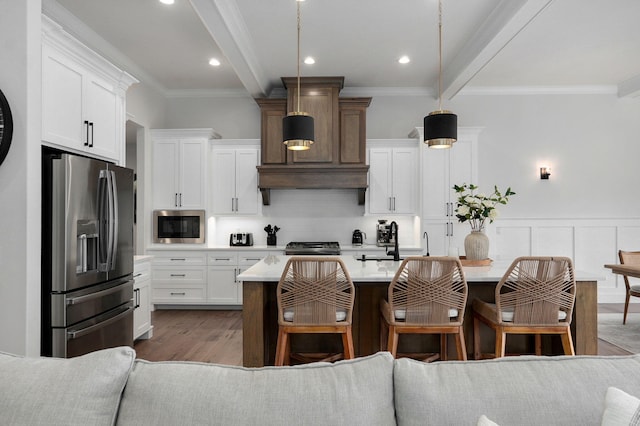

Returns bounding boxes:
[464,230,489,260]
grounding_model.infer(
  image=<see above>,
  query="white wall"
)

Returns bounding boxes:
[0,0,42,356]
[165,96,260,138]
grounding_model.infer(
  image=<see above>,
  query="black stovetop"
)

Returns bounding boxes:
[285,241,341,255]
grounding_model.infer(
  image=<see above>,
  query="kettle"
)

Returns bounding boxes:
[352,229,365,246]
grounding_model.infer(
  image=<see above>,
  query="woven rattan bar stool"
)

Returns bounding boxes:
[380,256,468,362]
[618,250,640,325]
[274,257,355,366]
[472,256,576,359]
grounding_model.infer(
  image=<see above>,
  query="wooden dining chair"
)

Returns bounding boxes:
[472,256,576,359]
[380,256,468,361]
[274,257,355,366]
[618,250,640,325]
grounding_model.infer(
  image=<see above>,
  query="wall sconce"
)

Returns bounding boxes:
[540,167,551,180]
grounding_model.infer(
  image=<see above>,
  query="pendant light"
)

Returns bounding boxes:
[283,0,314,151]
[424,0,457,149]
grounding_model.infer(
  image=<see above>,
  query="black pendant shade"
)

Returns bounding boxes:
[283,113,314,150]
[424,110,457,149]
[424,0,457,149]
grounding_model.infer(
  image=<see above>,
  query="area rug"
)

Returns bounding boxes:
[598,313,640,354]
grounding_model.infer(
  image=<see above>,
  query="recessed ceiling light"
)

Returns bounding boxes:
[209,58,221,67]
[304,56,315,65]
[159,0,175,4]
[398,56,410,64]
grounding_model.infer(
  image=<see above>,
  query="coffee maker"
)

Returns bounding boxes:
[352,229,365,246]
[376,220,394,247]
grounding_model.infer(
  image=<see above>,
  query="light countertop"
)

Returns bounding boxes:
[236,255,602,283]
[134,255,153,263]
[145,244,286,251]
[144,244,423,252]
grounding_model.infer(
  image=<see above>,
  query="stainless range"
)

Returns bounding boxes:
[285,242,341,255]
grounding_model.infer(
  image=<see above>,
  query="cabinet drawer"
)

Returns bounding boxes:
[150,252,207,266]
[134,261,151,283]
[152,267,206,284]
[153,286,206,303]
[208,252,237,266]
[238,251,270,266]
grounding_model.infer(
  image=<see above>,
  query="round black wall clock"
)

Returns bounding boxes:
[0,89,13,167]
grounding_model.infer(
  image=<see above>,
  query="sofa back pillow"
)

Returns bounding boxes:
[0,346,135,426]
[394,354,640,426]
[117,351,395,426]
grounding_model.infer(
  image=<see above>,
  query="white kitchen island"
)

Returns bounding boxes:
[238,255,599,367]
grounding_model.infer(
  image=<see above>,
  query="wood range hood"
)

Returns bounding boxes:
[256,77,371,205]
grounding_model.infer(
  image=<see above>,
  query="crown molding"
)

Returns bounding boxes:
[42,0,163,95]
[150,128,222,140]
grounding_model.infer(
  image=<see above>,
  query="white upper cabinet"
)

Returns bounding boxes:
[211,141,260,215]
[151,129,220,210]
[420,127,479,220]
[41,16,137,164]
[414,127,481,254]
[367,140,418,215]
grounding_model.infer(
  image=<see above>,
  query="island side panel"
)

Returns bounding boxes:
[354,283,388,357]
[573,280,598,355]
[242,281,267,367]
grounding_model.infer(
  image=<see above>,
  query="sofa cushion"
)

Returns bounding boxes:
[117,351,395,426]
[0,346,135,426]
[601,387,640,426]
[393,354,640,426]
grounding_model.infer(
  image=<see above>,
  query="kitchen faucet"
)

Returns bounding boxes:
[386,221,400,261]
[423,231,430,256]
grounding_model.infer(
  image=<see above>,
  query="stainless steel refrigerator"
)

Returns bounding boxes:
[42,149,135,357]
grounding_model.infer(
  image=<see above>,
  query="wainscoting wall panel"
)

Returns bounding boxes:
[485,218,640,303]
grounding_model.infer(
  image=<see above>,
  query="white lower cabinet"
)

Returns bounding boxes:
[150,251,208,305]
[149,249,272,307]
[133,258,153,340]
[208,251,270,305]
[207,252,239,305]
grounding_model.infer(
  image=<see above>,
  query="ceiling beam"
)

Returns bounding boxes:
[190,0,268,98]
[618,74,640,98]
[442,0,554,100]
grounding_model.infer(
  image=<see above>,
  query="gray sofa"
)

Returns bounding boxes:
[2,347,640,425]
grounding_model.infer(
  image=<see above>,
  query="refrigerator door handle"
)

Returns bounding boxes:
[66,279,133,305]
[67,305,134,339]
[108,170,119,270]
[98,170,109,271]
[98,170,118,272]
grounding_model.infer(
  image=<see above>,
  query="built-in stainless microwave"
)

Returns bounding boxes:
[153,210,205,244]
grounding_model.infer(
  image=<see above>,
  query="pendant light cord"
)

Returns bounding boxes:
[438,0,443,111]
[296,0,301,114]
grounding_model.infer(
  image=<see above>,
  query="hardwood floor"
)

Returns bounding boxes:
[134,303,640,364]
[134,309,243,366]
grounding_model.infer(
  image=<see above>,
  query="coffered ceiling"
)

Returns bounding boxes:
[46,0,640,99]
